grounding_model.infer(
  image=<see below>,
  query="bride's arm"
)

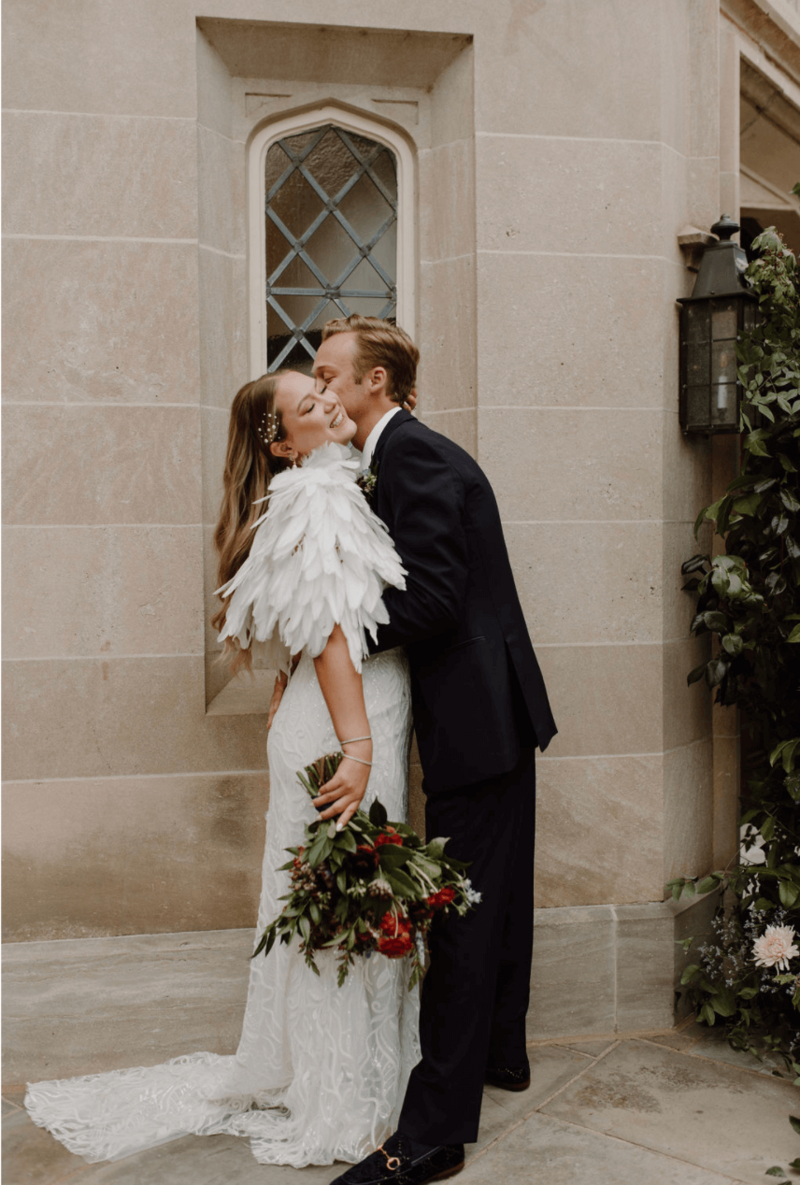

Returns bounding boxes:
[312,624,374,829]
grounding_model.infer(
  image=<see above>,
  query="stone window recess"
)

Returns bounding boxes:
[264,125,399,372]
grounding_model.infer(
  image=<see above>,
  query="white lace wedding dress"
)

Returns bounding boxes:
[25,444,421,1167]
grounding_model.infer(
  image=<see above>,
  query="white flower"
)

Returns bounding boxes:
[462,878,483,906]
[752,924,799,971]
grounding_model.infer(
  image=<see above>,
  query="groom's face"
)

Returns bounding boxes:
[313,333,369,424]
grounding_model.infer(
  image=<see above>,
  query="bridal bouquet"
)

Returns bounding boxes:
[253,753,481,988]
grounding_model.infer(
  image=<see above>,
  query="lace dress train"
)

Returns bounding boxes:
[25,647,420,1167]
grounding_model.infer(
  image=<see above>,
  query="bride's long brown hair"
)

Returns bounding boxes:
[211,372,290,665]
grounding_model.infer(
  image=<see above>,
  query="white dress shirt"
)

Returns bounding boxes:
[359,406,402,471]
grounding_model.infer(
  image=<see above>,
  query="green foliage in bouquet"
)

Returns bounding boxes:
[253,752,481,989]
[671,213,800,1064]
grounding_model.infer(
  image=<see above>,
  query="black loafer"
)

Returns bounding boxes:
[330,1132,465,1184]
[484,1063,531,1092]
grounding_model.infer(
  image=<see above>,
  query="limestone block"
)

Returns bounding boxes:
[419,409,477,460]
[198,247,248,411]
[663,738,714,883]
[476,136,663,259]
[2,773,268,942]
[196,26,234,140]
[2,238,200,405]
[663,521,707,645]
[418,138,475,264]
[2,655,268,781]
[202,405,232,524]
[663,414,713,522]
[1,930,253,1081]
[2,0,197,118]
[534,754,664,908]
[418,255,477,416]
[504,521,662,646]
[476,253,669,410]
[535,644,662,758]
[2,112,197,239]
[662,636,712,751]
[2,525,204,659]
[527,906,617,1039]
[2,405,201,526]
[478,407,661,522]
[197,124,246,257]
[614,903,676,1031]
[471,0,663,144]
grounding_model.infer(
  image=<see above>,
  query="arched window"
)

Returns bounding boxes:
[248,107,415,376]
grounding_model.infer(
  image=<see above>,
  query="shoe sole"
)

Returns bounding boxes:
[430,1163,465,1182]
[484,1078,531,1092]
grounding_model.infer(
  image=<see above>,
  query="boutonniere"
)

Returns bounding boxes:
[356,458,379,504]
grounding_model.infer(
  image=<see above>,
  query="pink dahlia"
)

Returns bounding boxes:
[752,924,799,971]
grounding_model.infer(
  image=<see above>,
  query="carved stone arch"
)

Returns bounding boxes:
[247,101,416,377]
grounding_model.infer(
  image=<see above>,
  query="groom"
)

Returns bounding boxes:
[313,316,557,1185]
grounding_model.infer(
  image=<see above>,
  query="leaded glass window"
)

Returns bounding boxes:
[264,124,398,371]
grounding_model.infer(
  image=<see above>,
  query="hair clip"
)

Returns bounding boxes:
[256,409,279,445]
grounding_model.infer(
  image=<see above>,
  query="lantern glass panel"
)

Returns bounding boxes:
[687,343,710,385]
[711,340,737,385]
[687,386,709,429]
[711,305,737,340]
[711,384,738,426]
[685,303,710,344]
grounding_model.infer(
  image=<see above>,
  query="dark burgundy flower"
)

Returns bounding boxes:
[352,844,380,876]
[427,887,456,910]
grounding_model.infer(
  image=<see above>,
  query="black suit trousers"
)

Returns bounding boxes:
[397,746,536,1146]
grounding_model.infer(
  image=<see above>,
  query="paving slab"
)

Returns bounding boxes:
[541,1037,800,1184]
[557,1037,618,1057]
[459,1111,742,1185]
[3,1108,92,1185]
[473,1044,591,1150]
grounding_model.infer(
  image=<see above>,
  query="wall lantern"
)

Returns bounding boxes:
[677,214,758,434]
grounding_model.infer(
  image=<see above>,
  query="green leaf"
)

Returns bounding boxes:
[687,662,708,686]
[787,623,800,643]
[699,1002,716,1025]
[790,1116,800,1137]
[764,1167,787,1178]
[721,634,743,656]
[298,915,311,944]
[779,880,800,908]
[753,897,774,911]
[696,876,719,895]
[761,815,775,841]
[369,799,388,828]
[780,487,800,513]
[680,963,700,985]
[378,844,413,870]
[386,868,423,899]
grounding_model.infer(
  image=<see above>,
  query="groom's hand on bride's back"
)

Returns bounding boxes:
[402,388,417,413]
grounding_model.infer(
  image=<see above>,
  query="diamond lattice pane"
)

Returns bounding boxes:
[265,123,398,370]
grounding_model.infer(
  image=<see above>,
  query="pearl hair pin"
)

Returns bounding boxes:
[257,409,280,444]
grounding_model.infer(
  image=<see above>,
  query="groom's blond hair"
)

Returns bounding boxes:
[321,314,419,404]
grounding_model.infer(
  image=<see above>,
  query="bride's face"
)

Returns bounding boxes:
[272,371,356,461]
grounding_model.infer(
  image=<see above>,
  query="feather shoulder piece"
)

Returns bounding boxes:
[216,442,406,672]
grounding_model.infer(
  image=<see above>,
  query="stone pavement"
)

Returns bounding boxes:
[3,1021,798,1185]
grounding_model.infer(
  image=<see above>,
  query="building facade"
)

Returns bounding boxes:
[4,0,800,1071]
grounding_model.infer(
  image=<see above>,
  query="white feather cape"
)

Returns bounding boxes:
[216,442,405,673]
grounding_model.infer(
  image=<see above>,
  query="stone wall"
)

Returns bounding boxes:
[3,0,800,1037]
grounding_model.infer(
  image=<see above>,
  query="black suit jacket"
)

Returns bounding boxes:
[368,410,557,792]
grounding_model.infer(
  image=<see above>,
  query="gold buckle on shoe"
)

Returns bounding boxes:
[377,1144,401,1171]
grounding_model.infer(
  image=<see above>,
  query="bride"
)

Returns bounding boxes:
[24,369,421,1168]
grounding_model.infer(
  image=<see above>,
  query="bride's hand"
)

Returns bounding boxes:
[314,744,372,829]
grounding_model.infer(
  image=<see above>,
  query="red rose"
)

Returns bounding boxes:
[428,887,456,910]
[380,911,411,937]
[375,829,403,848]
[377,931,415,958]
[352,844,380,874]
